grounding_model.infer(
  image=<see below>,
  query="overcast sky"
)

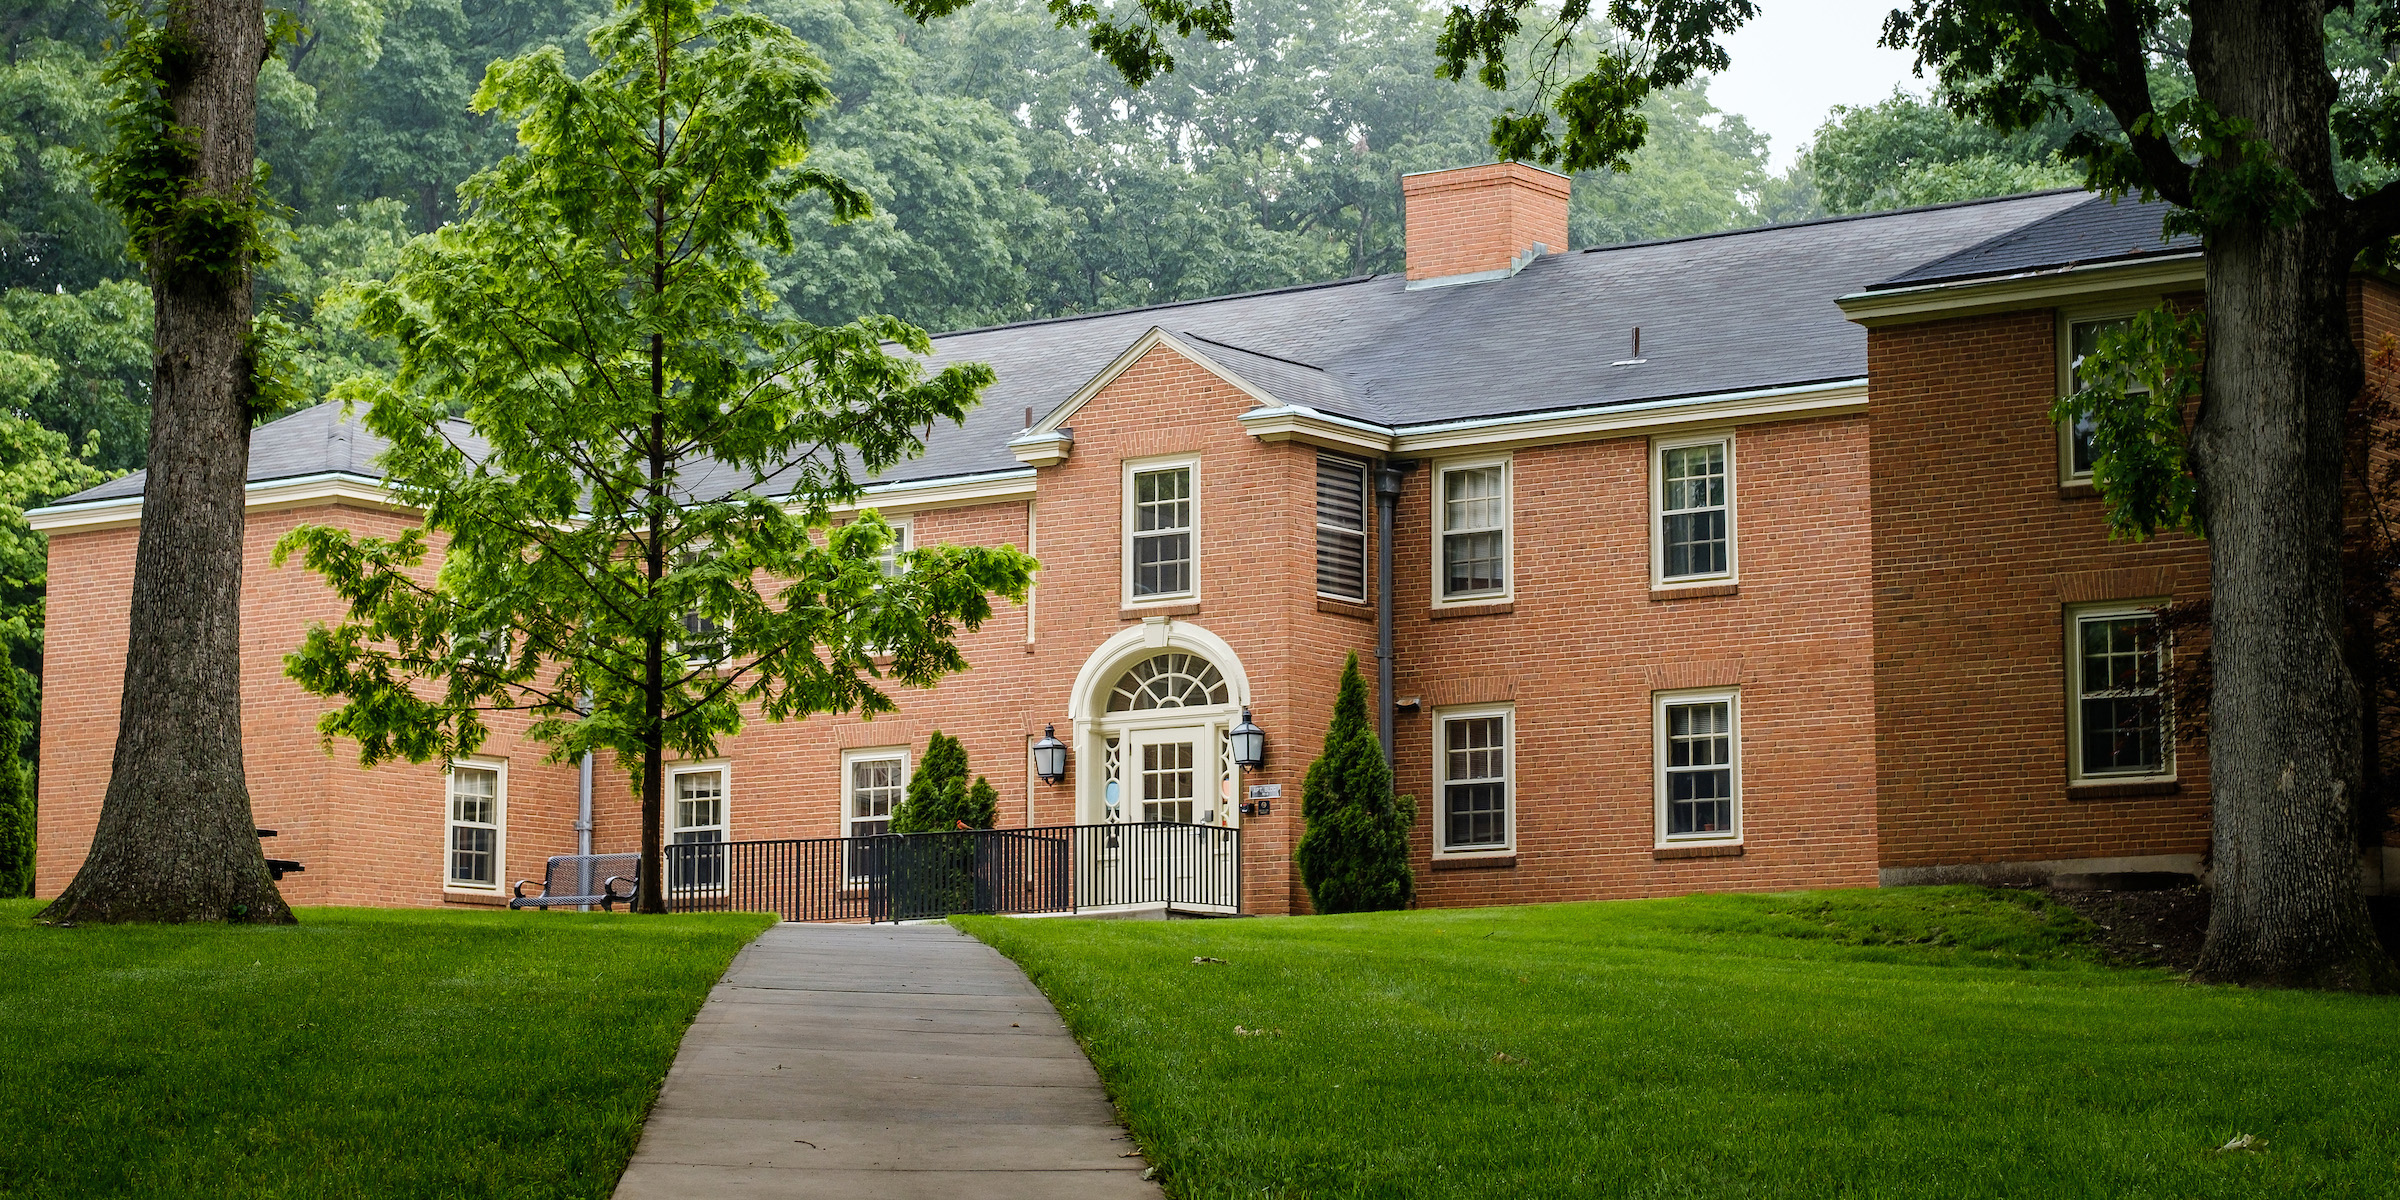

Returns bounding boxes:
[1704,0,1929,172]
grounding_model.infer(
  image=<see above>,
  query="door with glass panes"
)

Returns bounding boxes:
[1125,726,1214,897]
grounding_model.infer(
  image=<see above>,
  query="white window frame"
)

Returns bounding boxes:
[671,537,728,666]
[667,760,732,895]
[443,758,507,894]
[1122,454,1201,607]
[874,515,913,577]
[1315,453,1369,603]
[2057,307,2149,484]
[841,747,908,883]
[1432,456,1512,607]
[2066,602,2175,784]
[1433,704,1514,858]
[1654,688,1741,847]
[1651,431,1738,589]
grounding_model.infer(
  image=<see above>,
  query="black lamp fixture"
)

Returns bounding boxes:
[1229,707,1266,770]
[1032,724,1068,784]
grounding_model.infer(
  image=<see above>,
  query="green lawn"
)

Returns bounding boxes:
[962,888,2400,1199]
[0,900,772,1199]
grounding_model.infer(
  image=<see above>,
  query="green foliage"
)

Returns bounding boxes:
[0,280,152,471]
[1433,0,1757,172]
[1294,653,1413,914]
[2050,304,2207,542]
[0,661,28,898]
[892,730,999,832]
[0,12,125,291]
[275,0,1036,792]
[1792,88,2083,215]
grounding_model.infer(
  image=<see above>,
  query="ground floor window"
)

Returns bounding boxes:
[1656,690,1739,843]
[1437,706,1512,854]
[2069,604,2170,780]
[670,765,729,891]
[446,761,504,890]
[845,750,905,879]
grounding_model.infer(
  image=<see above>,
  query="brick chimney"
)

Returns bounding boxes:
[1400,162,1571,285]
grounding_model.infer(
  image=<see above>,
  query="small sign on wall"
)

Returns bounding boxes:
[1247,784,1281,800]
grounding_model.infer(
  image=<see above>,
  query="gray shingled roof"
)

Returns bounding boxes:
[1871,193,2197,289]
[55,188,2103,508]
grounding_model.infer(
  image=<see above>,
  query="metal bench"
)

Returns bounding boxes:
[511,854,639,911]
[256,828,304,882]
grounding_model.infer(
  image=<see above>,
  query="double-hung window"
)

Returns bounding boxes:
[669,764,729,892]
[445,761,505,890]
[2061,314,2143,481]
[1655,435,1734,585]
[1316,455,1368,602]
[844,750,906,880]
[1437,706,1512,854]
[1655,690,1739,843]
[2069,605,2170,780]
[673,539,727,665]
[1127,460,1197,602]
[1438,460,1508,602]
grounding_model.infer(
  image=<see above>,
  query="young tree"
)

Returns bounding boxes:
[42,0,297,925]
[1295,653,1413,914]
[276,0,1036,913]
[889,730,999,833]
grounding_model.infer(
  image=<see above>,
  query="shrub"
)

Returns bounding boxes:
[890,730,999,833]
[0,666,30,899]
[1295,653,1414,913]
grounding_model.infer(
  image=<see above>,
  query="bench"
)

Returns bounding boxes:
[511,854,640,911]
[256,828,305,882]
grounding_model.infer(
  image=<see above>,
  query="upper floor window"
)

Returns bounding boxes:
[876,517,912,577]
[2069,605,2170,780]
[1437,705,1512,854]
[2061,314,2144,481]
[1655,690,1739,843]
[1126,459,1197,602]
[446,761,504,890]
[1655,434,1734,585]
[1438,459,1508,602]
[1316,455,1368,602]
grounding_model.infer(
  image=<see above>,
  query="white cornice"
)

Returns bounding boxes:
[1236,406,1397,454]
[1837,253,2206,327]
[836,469,1036,514]
[25,472,403,533]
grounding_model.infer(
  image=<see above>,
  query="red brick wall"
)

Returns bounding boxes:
[1868,307,2214,873]
[1389,414,1881,904]
[1401,163,1572,281]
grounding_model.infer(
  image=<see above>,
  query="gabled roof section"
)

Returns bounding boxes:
[1869,194,2197,290]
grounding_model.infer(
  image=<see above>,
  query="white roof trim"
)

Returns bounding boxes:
[1242,378,1869,458]
[835,468,1036,515]
[1837,253,2205,326]
[26,472,402,533]
[1019,327,1290,460]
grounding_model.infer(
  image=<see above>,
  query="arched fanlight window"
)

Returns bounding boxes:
[1106,652,1230,712]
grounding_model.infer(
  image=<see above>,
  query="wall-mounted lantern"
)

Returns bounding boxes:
[1032,724,1069,784]
[1229,708,1266,770]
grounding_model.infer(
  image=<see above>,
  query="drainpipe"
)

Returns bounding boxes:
[577,690,595,909]
[1373,460,1414,769]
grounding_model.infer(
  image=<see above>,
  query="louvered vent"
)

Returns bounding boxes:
[1316,455,1368,601]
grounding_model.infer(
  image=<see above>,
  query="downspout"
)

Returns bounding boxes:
[577,689,595,909]
[1374,461,1414,768]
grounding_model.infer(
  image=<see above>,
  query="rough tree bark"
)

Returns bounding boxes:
[41,0,292,924]
[2184,0,2393,989]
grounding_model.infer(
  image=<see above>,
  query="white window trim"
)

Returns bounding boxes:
[1431,455,1513,607]
[1651,431,1738,589]
[1315,453,1370,603]
[1433,703,1515,858]
[1122,454,1202,608]
[1654,688,1742,848]
[442,757,508,894]
[2057,305,2151,484]
[842,746,909,840]
[2066,601,2176,784]
[876,515,913,575]
[667,759,733,895]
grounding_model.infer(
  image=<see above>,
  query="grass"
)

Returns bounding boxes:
[0,900,772,1199]
[961,887,2400,1199]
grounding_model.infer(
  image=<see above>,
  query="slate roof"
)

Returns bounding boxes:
[56,188,2111,508]
[1870,193,2197,290]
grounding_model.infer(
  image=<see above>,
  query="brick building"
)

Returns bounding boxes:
[34,164,2392,913]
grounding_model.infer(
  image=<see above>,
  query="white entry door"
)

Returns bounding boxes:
[1130,726,1206,824]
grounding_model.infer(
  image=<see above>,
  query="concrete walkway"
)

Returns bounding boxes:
[613,922,1164,1199]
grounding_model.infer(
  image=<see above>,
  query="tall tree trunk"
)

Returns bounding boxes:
[43,0,290,924]
[2185,0,2392,988]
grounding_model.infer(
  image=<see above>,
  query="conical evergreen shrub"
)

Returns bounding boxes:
[890,731,999,833]
[1295,653,1414,913]
[0,665,32,899]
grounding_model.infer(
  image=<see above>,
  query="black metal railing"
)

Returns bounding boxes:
[664,822,1242,922]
